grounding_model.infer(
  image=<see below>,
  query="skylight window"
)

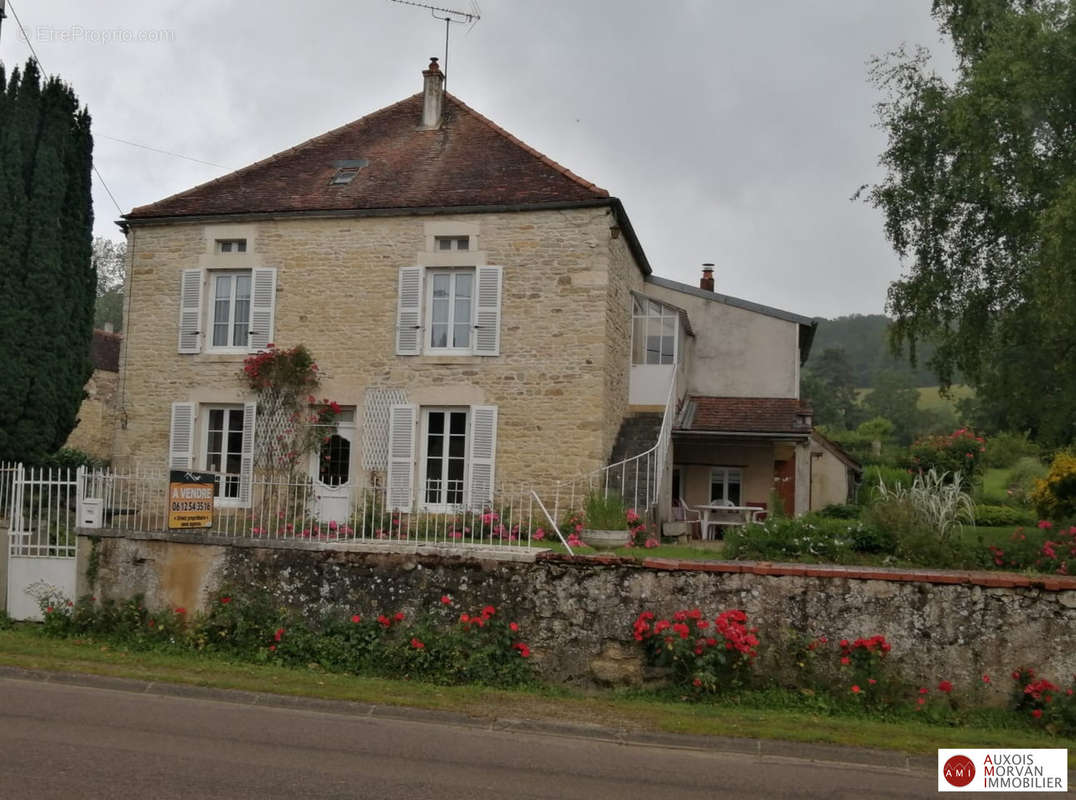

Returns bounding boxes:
[329,158,368,186]
[330,168,359,185]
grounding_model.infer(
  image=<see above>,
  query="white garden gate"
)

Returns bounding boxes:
[3,464,79,621]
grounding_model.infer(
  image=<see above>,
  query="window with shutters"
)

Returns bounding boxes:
[421,408,468,508]
[178,267,275,354]
[209,271,252,350]
[426,269,473,353]
[204,406,246,500]
[385,403,497,513]
[395,265,501,357]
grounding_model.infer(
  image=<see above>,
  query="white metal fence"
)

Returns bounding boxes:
[79,467,578,552]
[0,382,676,560]
[6,464,78,558]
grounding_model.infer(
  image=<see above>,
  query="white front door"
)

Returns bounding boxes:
[312,411,355,524]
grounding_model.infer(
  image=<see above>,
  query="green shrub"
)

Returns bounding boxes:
[849,522,896,554]
[972,504,1035,527]
[857,465,914,505]
[862,496,983,570]
[632,607,759,694]
[909,429,986,481]
[724,516,877,562]
[817,504,861,520]
[39,590,537,688]
[984,431,1040,468]
[1010,667,1076,737]
[1030,451,1076,521]
[877,468,975,542]
[38,448,106,471]
[987,524,1076,575]
[1006,456,1049,504]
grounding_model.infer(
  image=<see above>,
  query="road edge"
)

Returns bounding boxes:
[0,664,939,774]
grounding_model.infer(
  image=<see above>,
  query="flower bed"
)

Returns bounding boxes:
[630,607,1076,736]
[39,590,535,688]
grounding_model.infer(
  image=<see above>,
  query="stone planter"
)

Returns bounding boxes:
[581,528,631,551]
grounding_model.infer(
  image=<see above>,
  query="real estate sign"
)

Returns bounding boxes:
[167,470,215,529]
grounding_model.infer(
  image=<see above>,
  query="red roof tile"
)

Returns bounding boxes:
[126,93,608,220]
[685,396,812,435]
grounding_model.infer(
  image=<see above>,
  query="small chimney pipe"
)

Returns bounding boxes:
[700,263,715,292]
[421,57,444,129]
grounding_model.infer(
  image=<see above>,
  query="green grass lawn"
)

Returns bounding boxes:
[855,384,973,413]
[980,468,1014,504]
[917,384,975,411]
[0,625,1070,764]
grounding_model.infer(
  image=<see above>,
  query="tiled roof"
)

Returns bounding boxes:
[125,93,608,220]
[684,396,812,435]
[90,330,121,372]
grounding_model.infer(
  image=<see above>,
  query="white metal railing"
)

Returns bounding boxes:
[0,461,19,523]
[546,375,678,523]
[6,464,78,558]
[78,467,570,551]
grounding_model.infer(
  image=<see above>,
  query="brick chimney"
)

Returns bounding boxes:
[700,263,715,292]
[421,57,444,129]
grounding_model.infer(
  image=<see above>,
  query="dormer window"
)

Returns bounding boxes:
[435,236,470,252]
[216,238,247,254]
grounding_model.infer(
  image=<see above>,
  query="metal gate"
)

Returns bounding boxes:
[3,464,79,621]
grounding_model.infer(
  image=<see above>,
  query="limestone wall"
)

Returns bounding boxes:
[114,207,644,491]
[81,532,1076,699]
[65,370,120,462]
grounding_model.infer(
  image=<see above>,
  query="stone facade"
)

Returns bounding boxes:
[65,369,120,462]
[114,207,645,494]
[80,532,1076,700]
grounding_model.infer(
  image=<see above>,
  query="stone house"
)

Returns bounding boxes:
[113,58,827,524]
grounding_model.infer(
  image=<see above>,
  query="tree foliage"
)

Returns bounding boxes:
[800,347,860,429]
[862,0,1076,445]
[807,314,944,388]
[0,60,95,462]
[93,236,126,332]
[863,370,924,445]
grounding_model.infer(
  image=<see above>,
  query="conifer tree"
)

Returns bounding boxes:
[0,60,95,462]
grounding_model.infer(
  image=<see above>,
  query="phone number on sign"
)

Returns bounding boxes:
[170,501,212,512]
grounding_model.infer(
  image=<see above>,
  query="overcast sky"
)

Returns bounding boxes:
[1,0,956,319]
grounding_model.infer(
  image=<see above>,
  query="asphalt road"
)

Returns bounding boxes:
[0,677,945,799]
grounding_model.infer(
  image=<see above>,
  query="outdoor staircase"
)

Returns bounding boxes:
[606,412,664,508]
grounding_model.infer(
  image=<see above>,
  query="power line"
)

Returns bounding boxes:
[96,133,229,169]
[6,0,124,216]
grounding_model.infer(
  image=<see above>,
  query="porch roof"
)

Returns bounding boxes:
[679,396,812,437]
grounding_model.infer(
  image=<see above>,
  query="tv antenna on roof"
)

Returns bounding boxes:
[390,0,480,93]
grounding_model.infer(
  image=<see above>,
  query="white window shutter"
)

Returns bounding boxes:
[473,266,502,356]
[466,405,498,510]
[238,402,257,506]
[169,402,196,470]
[248,268,277,351]
[386,404,417,511]
[178,270,203,353]
[396,267,423,355]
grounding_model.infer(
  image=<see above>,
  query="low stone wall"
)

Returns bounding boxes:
[78,532,1076,700]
